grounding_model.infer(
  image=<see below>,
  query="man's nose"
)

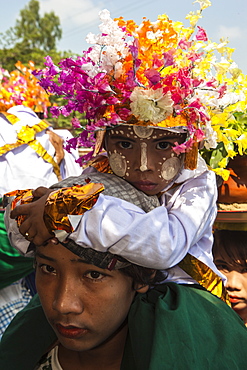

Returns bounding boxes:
[52,278,84,314]
[225,271,243,291]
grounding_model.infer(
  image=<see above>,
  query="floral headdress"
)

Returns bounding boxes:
[0,61,51,116]
[34,1,247,173]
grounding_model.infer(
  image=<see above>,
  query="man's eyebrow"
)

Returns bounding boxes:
[70,258,90,264]
[36,251,91,265]
[214,259,228,264]
[36,251,55,262]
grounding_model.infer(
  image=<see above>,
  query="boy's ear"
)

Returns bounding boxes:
[103,132,108,150]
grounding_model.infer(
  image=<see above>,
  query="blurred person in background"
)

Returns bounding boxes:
[0,62,82,338]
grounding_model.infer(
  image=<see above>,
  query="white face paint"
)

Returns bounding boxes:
[140,142,148,172]
[108,152,127,177]
[132,126,155,172]
[133,126,154,138]
[161,157,181,180]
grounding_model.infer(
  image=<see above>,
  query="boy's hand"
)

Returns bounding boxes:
[10,187,54,246]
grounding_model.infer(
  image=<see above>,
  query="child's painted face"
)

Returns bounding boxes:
[214,253,247,324]
[35,243,146,355]
[105,125,186,195]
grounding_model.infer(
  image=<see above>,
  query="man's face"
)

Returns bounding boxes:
[35,243,137,354]
[105,125,186,195]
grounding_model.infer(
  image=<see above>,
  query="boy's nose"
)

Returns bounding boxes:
[137,142,155,172]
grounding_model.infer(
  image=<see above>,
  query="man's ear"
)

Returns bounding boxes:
[135,284,149,293]
[134,270,157,293]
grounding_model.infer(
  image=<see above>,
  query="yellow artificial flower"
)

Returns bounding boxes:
[185,11,202,27]
[193,0,212,10]
[213,168,231,181]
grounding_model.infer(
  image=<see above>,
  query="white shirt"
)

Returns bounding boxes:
[70,155,224,284]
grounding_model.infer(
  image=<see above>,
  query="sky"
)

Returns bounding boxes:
[1,0,247,74]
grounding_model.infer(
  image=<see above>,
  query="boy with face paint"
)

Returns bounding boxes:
[8,7,235,288]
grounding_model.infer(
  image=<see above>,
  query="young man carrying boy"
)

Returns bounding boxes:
[8,6,242,290]
[1,179,247,370]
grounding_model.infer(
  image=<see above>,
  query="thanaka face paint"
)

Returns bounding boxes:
[105,125,186,195]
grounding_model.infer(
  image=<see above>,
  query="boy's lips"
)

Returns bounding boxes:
[55,323,89,339]
[132,181,157,192]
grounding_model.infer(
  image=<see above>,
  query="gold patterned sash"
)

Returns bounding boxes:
[179,253,230,305]
[0,112,61,180]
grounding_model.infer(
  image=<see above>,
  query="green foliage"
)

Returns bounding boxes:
[0,0,67,71]
[0,0,82,130]
[200,142,228,169]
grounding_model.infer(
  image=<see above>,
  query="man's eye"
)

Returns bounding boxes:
[39,264,56,275]
[216,264,230,272]
[156,141,172,150]
[85,271,105,281]
[119,141,133,149]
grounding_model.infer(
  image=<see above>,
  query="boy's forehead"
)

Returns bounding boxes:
[107,125,185,139]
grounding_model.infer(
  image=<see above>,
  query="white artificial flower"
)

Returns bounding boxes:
[218,91,243,107]
[85,9,129,76]
[114,61,124,79]
[204,122,217,149]
[130,87,174,123]
[229,62,242,79]
[193,87,219,109]
[86,32,98,45]
[146,30,163,40]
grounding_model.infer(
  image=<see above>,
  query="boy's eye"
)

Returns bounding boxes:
[85,271,105,281]
[156,141,172,150]
[118,141,133,149]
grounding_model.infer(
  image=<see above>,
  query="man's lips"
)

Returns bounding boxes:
[56,323,89,339]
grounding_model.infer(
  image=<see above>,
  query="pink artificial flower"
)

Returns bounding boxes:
[205,78,217,88]
[144,68,161,85]
[71,117,82,129]
[129,39,139,59]
[178,38,192,50]
[118,107,131,121]
[218,84,227,98]
[187,51,203,62]
[50,106,60,118]
[152,54,165,69]
[76,150,94,165]
[163,50,175,67]
[195,26,208,41]
[194,128,205,142]
[64,137,78,153]
[173,138,194,154]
